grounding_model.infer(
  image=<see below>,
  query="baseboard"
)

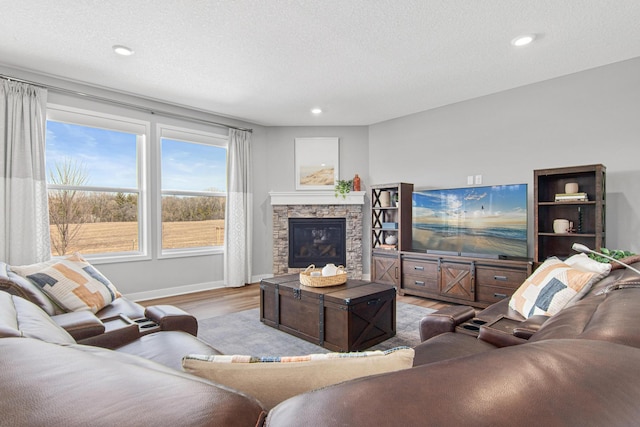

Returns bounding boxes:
[125,272,367,302]
[125,280,225,302]
[251,273,273,283]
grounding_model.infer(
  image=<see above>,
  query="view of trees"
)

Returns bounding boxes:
[48,160,89,255]
[48,160,225,255]
[161,195,225,222]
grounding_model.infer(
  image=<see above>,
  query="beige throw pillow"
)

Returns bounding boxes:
[509,257,598,318]
[182,347,414,409]
[12,253,121,313]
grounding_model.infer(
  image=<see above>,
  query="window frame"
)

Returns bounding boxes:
[156,124,228,259]
[46,104,151,264]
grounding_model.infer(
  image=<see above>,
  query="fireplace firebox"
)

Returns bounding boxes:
[288,218,346,268]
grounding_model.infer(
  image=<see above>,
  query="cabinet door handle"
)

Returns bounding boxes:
[413,265,424,271]
[494,275,508,281]
[395,267,398,279]
[414,280,425,286]
[494,293,508,299]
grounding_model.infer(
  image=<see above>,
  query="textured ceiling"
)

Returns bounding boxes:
[2,0,640,126]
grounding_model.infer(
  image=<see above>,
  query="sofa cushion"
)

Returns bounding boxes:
[182,347,414,410]
[0,291,76,344]
[12,253,121,314]
[1,262,61,315]
[563,253,612,304]
[509,257,599,318]
[116,331,222,371]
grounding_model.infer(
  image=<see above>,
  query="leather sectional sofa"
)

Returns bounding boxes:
[0,262,267,426]
[3,260,640,426]
[267,262,640,426]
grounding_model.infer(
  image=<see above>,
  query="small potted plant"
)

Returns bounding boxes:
[335,179,353,199]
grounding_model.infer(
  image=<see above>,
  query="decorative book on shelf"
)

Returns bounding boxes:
[555,192,588,202]
[378,244,397,250]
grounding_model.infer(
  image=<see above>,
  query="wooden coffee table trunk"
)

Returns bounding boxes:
[260,275,396,352]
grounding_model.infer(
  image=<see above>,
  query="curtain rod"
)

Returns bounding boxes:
[0,74,253,133]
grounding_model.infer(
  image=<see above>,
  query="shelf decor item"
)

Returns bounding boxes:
[385,235,398,245]
[565,182,579,193]
[379,191,391,207]
[553,219,570,234]
[554,192,588,202]
[353,174,361,191]
[335,179,353,198]
[300,264,347,287]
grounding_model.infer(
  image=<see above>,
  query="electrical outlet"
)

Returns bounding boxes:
[467,175,474,185]
[475,175,482,185]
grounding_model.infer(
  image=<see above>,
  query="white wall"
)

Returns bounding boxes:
[369,57,640,257]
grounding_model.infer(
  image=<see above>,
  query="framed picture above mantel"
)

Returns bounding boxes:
[294,137,339,190]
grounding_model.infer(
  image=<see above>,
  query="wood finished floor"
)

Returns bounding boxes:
[139,282,454,320]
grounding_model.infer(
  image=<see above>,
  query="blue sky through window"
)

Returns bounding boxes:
[46,121,226,191]
[161,138,226,192]
[46,121,138,188]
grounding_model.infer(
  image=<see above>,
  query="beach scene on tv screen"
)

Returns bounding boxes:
[412,184,528,257]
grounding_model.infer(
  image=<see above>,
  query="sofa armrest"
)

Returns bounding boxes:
[78,316,140,349]
[419,305,476,342]
[513,314,549,339]
[145,305,198,336]
[478,325,527,347]
[52,311,105,341]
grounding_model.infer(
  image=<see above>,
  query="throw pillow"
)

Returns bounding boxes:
[564,253,612,304]
[12,253,121,313]
[182,347,414,410]
[509,257,599,319]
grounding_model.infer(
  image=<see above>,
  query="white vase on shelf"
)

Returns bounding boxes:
[379,191,391,207]
[385,235,398,245]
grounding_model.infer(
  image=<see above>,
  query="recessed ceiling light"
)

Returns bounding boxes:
[113,45,135,56]
[511,34,536,47]
[311,108,322,115]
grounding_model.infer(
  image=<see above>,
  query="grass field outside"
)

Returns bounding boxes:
[50,219,225,256]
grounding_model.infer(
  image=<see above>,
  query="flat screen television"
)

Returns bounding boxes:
[412,184,528,258]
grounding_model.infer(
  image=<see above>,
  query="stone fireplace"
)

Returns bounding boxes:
[270,191,365,279]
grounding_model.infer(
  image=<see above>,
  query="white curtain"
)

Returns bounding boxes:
[0,80,51,265]
[224,128,252,287]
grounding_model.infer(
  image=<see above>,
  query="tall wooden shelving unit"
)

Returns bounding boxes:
[370,183,413,286]
[534,164,606,263]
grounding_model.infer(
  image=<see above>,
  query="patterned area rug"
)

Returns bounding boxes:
[197,302,435,355]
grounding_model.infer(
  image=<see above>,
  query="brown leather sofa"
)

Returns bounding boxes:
[0,290,267,426]
[266,263,640,426]
[4,261,640,426]
[1,261,198,345]
[1,260,268,425]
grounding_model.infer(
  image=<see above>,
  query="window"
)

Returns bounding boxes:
[46,106,148,259]
[159,126,227,255]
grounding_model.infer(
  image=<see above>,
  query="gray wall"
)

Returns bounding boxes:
[252,126,370,278]
[368,57,640,259]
